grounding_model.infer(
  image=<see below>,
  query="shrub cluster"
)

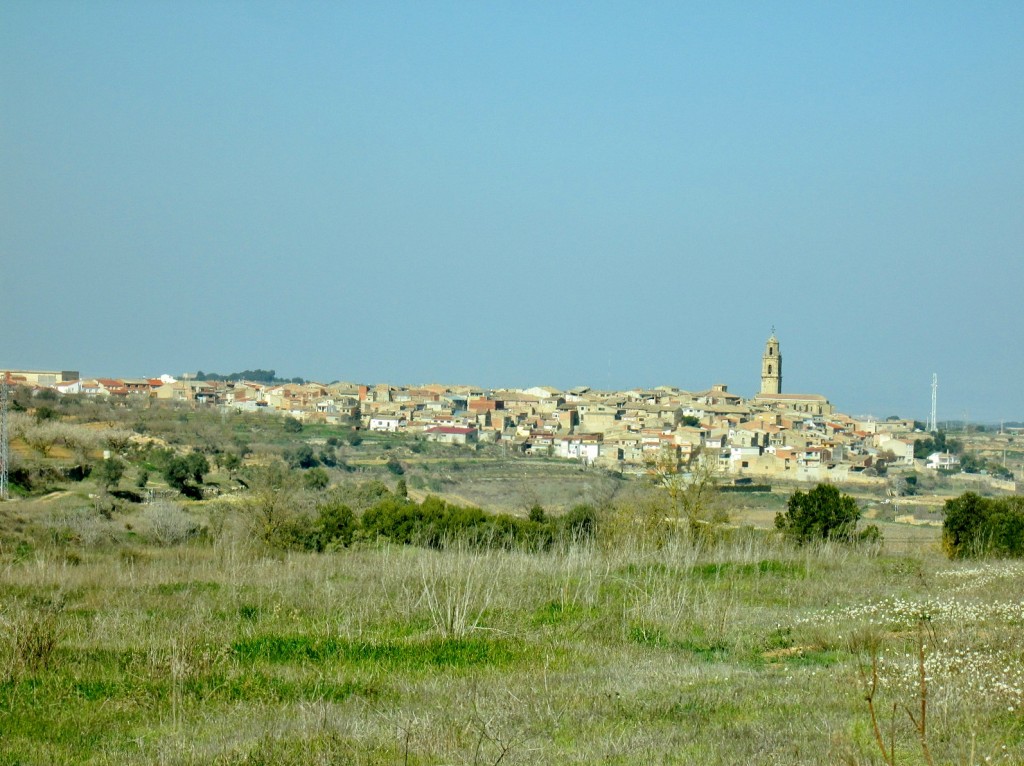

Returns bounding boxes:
[365,495,598,550]
[260,486,598,553]
[942,492,1024,559]
[147,448,209,499]
[958,452,1014,479]
[262,497,357,552]
[775,483,881,545]
[913,430,962,458]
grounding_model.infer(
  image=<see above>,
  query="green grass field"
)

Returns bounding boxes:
[2,499,1022,765]
[2,399,1021,763]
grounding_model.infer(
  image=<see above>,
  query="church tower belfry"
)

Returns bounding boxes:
[760,330,782,395]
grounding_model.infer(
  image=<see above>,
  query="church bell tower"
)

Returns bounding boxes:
[760,330,782,395]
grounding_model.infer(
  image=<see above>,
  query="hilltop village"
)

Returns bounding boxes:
[8,335,971,486]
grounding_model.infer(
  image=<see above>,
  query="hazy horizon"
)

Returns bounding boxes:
[3,3,1021,422]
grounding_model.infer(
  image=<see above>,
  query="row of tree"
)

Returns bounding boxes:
[775,483,1024,560]
[193,369,305,384]
[912,430,962,458]
[247,478,598,553]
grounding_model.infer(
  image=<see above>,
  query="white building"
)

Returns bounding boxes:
[369,415,406,432]
[926,452,960,471]
[556,434,602,464]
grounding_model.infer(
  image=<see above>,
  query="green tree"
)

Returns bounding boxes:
[561,504,599,542]
[240,461,304,546]
[162,458,190,491]
[161,452,208,498]
[287,444,319,469]
[34,406,60,423]
[303,467,330,491]
[221,451,242,475]
[282,416,303,433]
[942,493,1024,559]
[914,430,964,459]
[313,500,356,550]
[95,458,125,490]
[775,483,864,544]
[184,452,210,484]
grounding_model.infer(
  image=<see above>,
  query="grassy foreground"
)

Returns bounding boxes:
[2,514,1023,765]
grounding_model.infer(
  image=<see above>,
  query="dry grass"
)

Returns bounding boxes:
[0,507,1020,765]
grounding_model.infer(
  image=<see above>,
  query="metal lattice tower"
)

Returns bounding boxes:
[0,373,9,501]
[927,373,938,433]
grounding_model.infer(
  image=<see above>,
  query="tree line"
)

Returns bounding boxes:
[194,369,305,384]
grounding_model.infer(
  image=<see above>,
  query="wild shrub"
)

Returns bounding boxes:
[360,493,560,551]
[560,504,599,543]
[775,483,880,545]
[94,457,125,490]
[311,499,356,551]
[44,507,118,547]
[302,467,330,490]
[331,479,392,511]
[361,495,428,545]
[140,500,202,546]
[153,449,209,499]
[285,444,320,469]
[942,492,1024,559]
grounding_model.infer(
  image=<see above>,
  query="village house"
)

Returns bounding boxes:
[577,402,621,432]
[556,433,602,463]
[55,379,83,395]
[369,414,407,432]
[424,425,478,445]
[1,369,79,387]
[155,379,220,404]
[873,434,916,465]
[926,452,960,471]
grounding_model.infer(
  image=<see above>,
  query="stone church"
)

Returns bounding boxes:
[752,331,834,416]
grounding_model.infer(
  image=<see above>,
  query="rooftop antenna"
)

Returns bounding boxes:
[1,372,9,501]
[927,373,938,433]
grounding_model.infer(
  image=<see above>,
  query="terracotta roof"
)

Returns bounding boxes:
[425,426,476,435]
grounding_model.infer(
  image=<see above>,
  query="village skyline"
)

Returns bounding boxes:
[4,5,1022,422]
[5,337,1017,425]
[5,330,1019,490]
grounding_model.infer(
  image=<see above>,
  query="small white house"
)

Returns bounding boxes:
[424,426,478,445]
[56,380,83,395]
[369,414,407,432]
[926,452,960,471]
[556,434,602,464]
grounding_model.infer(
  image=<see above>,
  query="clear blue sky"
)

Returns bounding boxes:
[2,2,1022,421]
